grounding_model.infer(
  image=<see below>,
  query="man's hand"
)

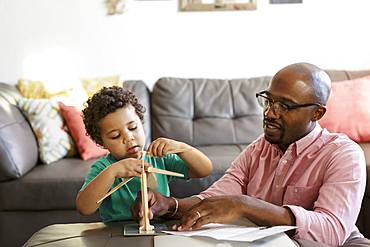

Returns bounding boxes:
[173,195,247,231]
[173,194,296,234]
[131,188,172,226]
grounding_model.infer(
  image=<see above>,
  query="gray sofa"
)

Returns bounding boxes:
[1,70,370,247]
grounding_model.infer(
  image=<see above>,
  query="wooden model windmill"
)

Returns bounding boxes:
[97,148,190,233]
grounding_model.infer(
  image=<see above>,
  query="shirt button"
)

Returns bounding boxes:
[283,160,287,164]
[294,188,298,193]
[276,185,279,188]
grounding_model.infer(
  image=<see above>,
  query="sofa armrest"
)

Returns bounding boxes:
[0,83,38,181]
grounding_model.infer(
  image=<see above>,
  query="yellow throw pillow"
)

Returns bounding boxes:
[81,75,122,98]
[17,78,72,99]
[17,78,46,98]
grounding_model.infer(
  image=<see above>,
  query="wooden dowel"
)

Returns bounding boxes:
[146,167,184,177]
[96,177,134,204]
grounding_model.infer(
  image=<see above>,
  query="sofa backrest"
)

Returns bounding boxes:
[151,77,271,147]
[325,70,370,82]
[122,80,151,149]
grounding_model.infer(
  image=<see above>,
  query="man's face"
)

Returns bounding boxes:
[263,70,318,152]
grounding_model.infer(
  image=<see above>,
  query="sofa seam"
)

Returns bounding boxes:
[191,79,195,145]
[228,79,237,144]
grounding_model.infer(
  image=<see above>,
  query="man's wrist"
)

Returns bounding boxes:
[163,197,178,218]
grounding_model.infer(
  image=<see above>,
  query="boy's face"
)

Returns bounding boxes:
[99,105,145,160]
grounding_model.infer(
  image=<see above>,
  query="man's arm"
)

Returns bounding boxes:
[172,195,296,235]
[131,188,296,235]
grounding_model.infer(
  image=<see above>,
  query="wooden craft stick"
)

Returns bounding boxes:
[96,177,134,204]
[146,148,192,158]
[139,150,155,233]
[146,167,184,177]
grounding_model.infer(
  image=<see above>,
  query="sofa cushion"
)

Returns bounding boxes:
[0,157,97,211]
[319,76,370,143]
[0,84,38,182]
[151,77,271,147]
[58,102,109,160]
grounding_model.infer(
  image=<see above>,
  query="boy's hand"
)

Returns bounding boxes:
[147,138,186,158]
[111,158,152,179]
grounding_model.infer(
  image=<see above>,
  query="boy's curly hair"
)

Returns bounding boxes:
[82,86,145,146]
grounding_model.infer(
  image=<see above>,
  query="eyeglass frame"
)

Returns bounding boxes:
[255,91,322,116]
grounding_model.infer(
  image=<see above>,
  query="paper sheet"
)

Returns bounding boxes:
[155,233,297,247]
[163,222,297,242]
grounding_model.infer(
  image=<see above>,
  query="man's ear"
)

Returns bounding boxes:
[312,106,326,122]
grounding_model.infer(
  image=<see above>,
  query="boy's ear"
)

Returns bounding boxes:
[312,106,326,122]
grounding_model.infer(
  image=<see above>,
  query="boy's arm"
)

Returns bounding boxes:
[147,138,212,178]
[176,145,212,178]
[76,158,150,216]
[76,165,117,216]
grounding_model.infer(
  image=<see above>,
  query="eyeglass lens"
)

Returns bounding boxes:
[258,95,288,116]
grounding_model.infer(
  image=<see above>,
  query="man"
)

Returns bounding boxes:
[131,63,366,246]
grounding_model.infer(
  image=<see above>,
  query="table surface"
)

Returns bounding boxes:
[23,220,340,247]
[23,220,177,247]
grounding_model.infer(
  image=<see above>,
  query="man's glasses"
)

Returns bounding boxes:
[255,91,321,116]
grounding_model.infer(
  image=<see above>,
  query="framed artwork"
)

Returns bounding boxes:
[106,0,127,15]
[271,0,302,3]
[179,0,256,11]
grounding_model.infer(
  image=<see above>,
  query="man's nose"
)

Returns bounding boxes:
[264,103,279,119]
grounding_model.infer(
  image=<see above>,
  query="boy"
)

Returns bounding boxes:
[76,86,212,222]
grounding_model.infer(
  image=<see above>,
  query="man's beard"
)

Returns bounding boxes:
[265,132,284,144]
[264,119,285,145]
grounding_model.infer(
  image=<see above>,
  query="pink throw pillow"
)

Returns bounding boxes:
[58,102,109,160]
[319,75,370,143]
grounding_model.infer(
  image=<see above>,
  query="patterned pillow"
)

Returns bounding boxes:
[81,75,122,98]
[17,98,77,164]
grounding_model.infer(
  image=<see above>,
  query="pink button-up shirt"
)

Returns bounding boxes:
[197,124,366,246]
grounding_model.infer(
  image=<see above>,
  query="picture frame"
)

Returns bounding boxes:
[270,0,302,3]
[179,0,256,12]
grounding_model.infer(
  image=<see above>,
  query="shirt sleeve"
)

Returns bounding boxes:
[79,157,109,193]
[284,141,366,246]
[164,154,190,181]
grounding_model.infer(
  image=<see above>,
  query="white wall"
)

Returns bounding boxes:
[0,0,370,90]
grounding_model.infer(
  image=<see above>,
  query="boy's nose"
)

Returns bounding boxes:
[123,133,134,143]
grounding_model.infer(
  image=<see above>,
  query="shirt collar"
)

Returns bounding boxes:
[294,123,323,155]
[271,122,323,156]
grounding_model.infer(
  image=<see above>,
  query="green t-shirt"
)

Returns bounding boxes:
[79,153,189,222]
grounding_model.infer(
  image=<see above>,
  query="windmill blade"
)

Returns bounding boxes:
[147,172,158,189]
[147,167,184,177]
